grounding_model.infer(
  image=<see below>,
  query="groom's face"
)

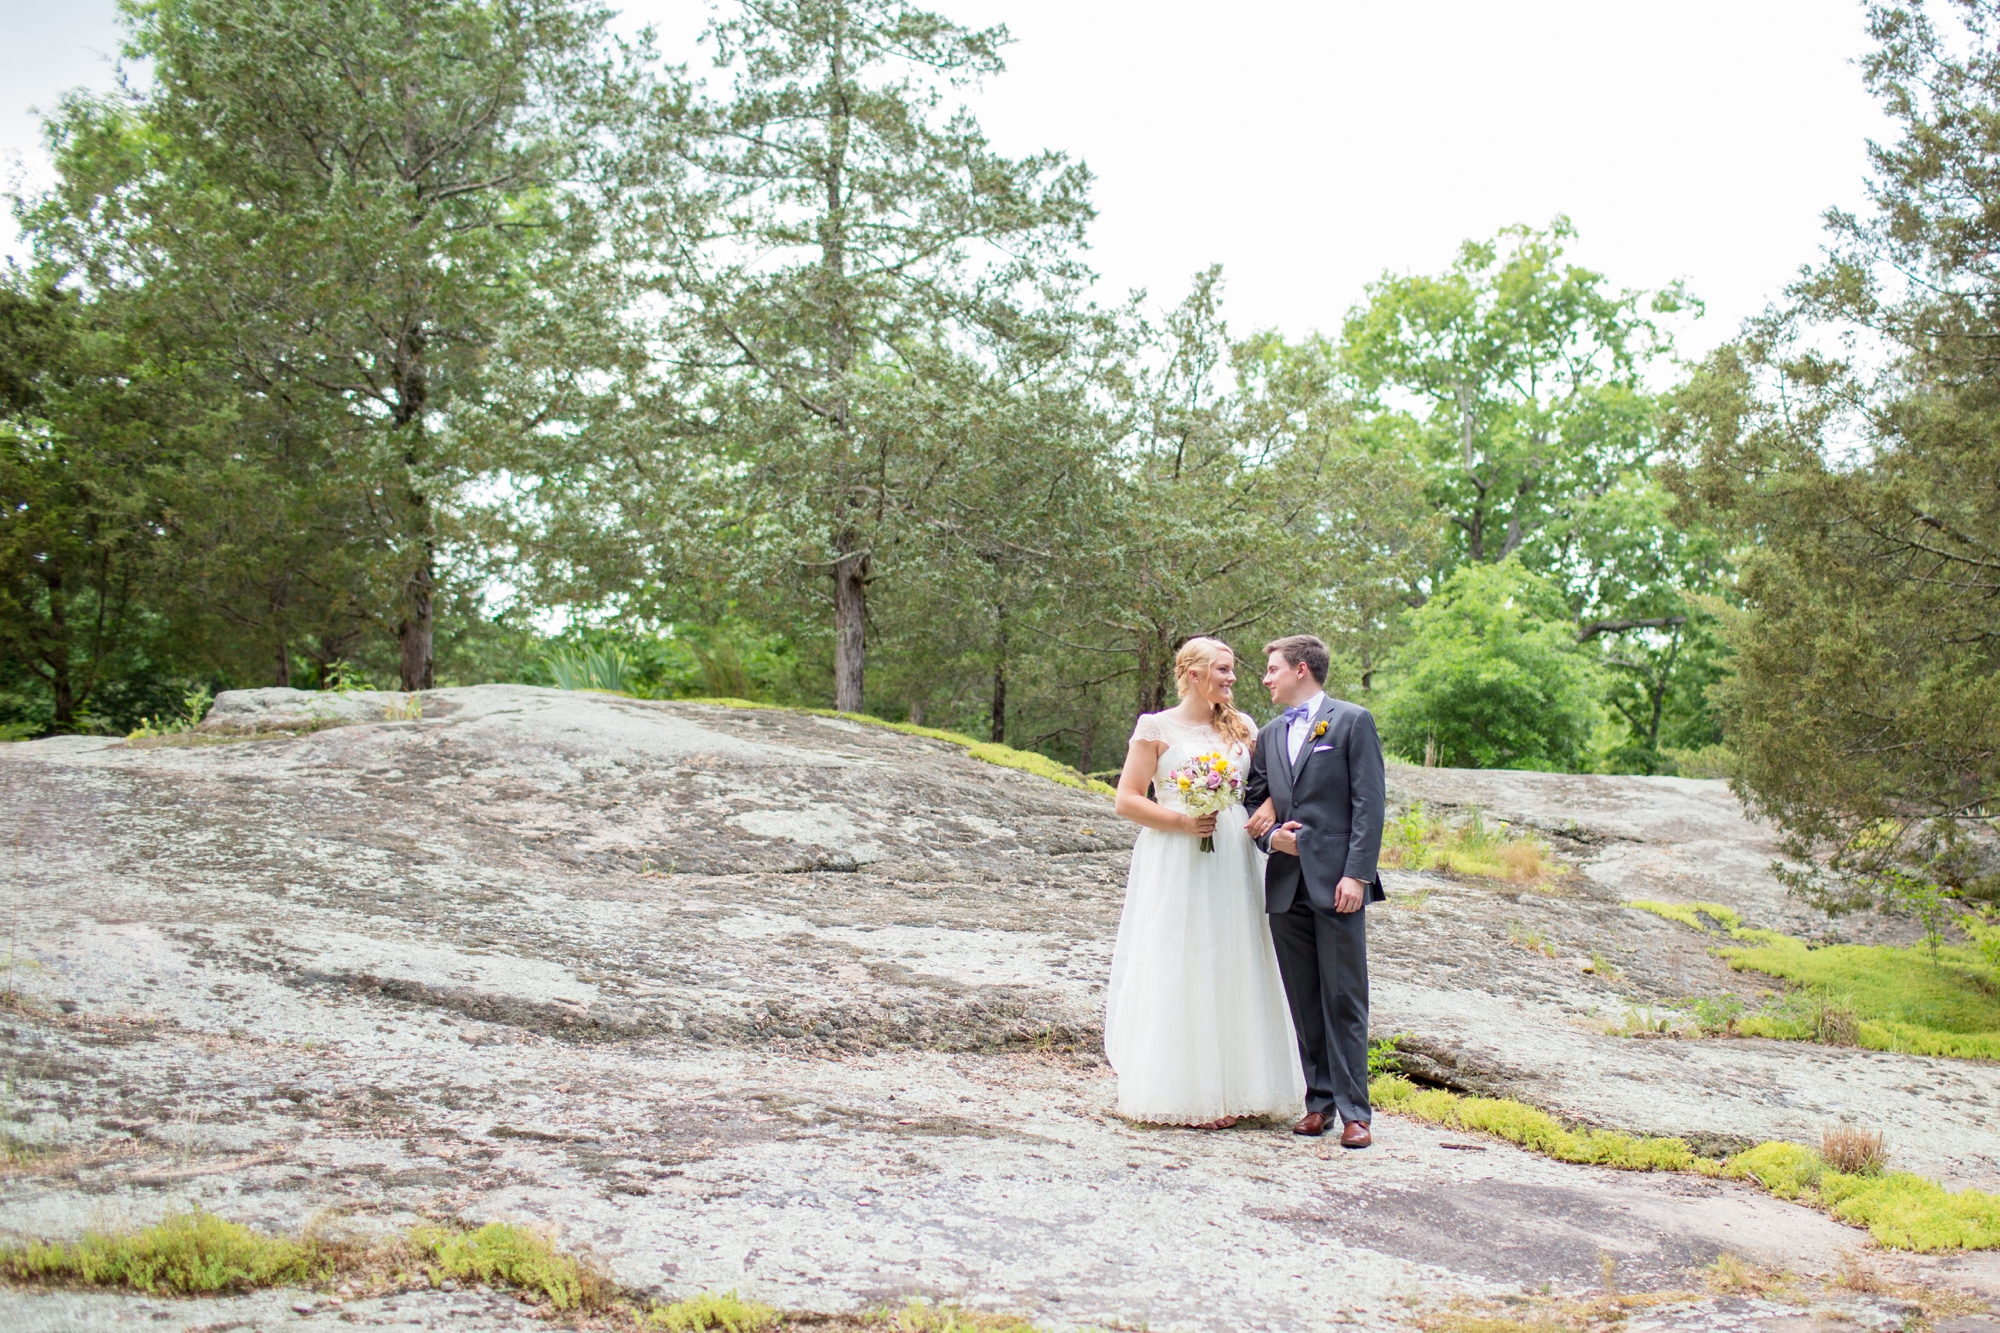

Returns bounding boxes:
[1263,651,1316,707]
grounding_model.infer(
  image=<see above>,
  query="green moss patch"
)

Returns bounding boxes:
[0,1212,1054,1324]
[1723,1141,2000,1250]
[1625,900,2000,1059]
[1373,1075,2000,1251]
[0,1210,334,1294]
[1372,1076,1696,1171]
[410,1221,609,1311]
[648,1289,782,1331]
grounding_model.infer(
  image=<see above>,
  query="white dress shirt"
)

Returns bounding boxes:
[1285,691,1329,764]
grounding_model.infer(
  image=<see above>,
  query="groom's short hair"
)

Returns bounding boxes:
[1264,634,1330,684]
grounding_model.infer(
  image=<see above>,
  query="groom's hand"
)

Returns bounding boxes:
[1335,876,1366,913]
[1269,821,1303,855]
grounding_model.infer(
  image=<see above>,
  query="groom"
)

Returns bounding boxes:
[1244,634,1387,1148]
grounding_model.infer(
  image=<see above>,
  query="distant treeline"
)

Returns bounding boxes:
[2,1,1994,909]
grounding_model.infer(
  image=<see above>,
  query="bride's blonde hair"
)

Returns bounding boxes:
[1174,637,1254,747]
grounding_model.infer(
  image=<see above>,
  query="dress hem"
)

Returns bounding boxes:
[1112,1104,1301,1126]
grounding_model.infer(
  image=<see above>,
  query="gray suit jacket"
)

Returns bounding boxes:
[1244,696,1388,915]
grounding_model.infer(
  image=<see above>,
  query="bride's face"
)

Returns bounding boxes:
[1193,652,1236,706]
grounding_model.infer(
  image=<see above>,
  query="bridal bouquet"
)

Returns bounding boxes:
[1169,750,1245,852]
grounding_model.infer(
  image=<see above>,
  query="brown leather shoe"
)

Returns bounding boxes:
[1293,1111,1332,1137]
[1340,1119,1372,1149]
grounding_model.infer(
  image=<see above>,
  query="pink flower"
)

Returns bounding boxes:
[1205,772,1224,789]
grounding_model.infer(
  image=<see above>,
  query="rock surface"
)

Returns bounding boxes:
[0,684,1994,1331]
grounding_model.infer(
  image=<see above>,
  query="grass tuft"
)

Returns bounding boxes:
[1383,803,1562,883]
[409,1221,611,1311]
[1821,1125,1889,1176]
[648,1289,781,1331]
[1703,1253,1798,1299]
[0,1210,333,1294]
[886,1298,1039,1333]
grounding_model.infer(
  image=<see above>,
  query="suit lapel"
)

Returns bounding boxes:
[1267,721,1294,809]
[1288,696,1335,788]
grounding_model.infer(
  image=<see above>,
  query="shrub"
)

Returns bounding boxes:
[1378,560,1604,772]
[547,647,633,694]
[1686,995,1744,1035]
[1661,743,1737,779]
[1367,1033,1407,1079]
[126,686,214,740]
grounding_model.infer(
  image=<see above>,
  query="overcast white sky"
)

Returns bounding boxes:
[3,0,1890,361]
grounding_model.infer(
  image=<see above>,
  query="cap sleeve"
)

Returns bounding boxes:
[1130,712,1166,744]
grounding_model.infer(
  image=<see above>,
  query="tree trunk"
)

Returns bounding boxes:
[43,571,75,730]
[832,530,866,713]
[50,667,75,732]
[274,639,291,688]
[990,605,1007,744]
[1136,630,1173,715]
[399,557,435,692]
[1134,637,1154,719]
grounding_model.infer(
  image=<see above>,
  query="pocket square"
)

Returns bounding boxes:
[1311,744,1335,752]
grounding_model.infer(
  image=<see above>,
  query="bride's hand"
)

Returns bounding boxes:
[1245,799,1276,838]
[1183,812,1218,838]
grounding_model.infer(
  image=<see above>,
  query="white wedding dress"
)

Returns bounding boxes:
[1103,712,1306,1123]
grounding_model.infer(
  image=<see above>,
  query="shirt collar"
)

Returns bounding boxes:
[1292,691,1327,723]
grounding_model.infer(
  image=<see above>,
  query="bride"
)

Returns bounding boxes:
[1104,636,1305,1127]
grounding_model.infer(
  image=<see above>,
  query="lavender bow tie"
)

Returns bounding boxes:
[1282,705,1311,725]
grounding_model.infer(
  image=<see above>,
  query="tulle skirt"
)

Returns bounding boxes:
[1103,804,1306,1124]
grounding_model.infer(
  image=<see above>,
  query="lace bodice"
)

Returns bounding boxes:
[1131,711,1253,812]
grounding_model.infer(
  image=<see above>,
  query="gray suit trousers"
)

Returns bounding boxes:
[1270,894,1371,1123]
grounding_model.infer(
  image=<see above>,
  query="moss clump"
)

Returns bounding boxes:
[410,1221,608,1311]
[1626,899,1742,933]
[1371,1076,1695,1170]
[1625,901,2000,1059]
[0,1210,333,1294]
[676,700,1114,796]
[1724,1141,2000,1250]
[1819,1171,2000,1250]
[649,1289,781,1331]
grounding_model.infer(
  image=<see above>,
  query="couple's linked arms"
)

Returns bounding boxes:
[1242,736,1295,853]
[1244,712,1384,914]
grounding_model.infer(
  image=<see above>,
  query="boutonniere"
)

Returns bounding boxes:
[1312,720,1329,740]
